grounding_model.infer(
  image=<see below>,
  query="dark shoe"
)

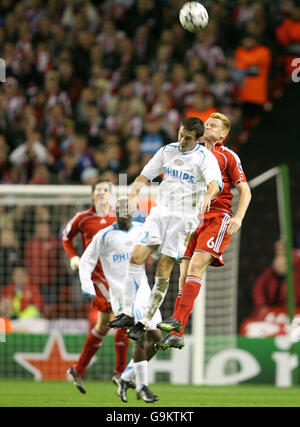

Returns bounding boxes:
[117,378,134,403]
[107,313,135,329]
[137,385,159,403]
[67,366,86,394]
[156,316,182,333]
[126,321,146,341]
[154,334,185,351]
[112,374,136,390]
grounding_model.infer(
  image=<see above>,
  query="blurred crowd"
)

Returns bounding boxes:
[0,0,299,187]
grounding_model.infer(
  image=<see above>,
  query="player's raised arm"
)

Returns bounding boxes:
[200,180,221,214]
[79,232,102,298]
[226,182,252,235]
[128,174,149,211]
[129,146,165,209]
[62,213,82,271]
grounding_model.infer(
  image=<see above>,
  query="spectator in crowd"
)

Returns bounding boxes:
[80,166,101,185]
[9,125,48,183]
[68,133,94,173]
[184,93,218,122]
[150,91,181,139]
[185,20,226,74]
[0,265,43,319]
[78,101,104,148]
[140,113,170,155]
[252,240,300,310]
[0,229,22,288]
[234,35,272,120]
[210,65,235,109]
[0,135,12,183]
[23,221,61,305]
[0,0,292,187]
[276,5,300,76]
[122,136,143,184]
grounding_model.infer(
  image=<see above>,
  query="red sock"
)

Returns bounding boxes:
[173,289,183,314]
[172,275,202,337]
[76,328,104,376]
[114,327,130,375]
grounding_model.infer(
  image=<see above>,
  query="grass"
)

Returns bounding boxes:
[0,380,300,407]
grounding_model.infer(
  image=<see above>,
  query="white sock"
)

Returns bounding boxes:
[123,263,144,316]
[134,360,148,392]
[141,277,169,326]
[120,359,135,382]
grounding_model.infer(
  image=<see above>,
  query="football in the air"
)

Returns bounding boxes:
[179,1,209,33]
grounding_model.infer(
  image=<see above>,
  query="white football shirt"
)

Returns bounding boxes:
[141,143,222,215]
[79,221,152,313]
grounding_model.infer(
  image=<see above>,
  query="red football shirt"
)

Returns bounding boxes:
[62,206,116,284]
[209,142,247,216]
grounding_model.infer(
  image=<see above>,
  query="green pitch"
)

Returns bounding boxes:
[0,380,300,407]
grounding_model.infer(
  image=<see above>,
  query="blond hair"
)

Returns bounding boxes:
[209,112,231,134]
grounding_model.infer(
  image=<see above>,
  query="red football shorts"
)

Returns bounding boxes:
[184,211,232,267]
[94,284,112,313]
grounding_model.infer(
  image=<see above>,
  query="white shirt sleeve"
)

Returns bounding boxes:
[79,231,103,296]
[141,146,165,181]
[200,149,223,190]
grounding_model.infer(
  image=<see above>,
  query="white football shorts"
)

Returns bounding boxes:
[110,276,162,331]
[137,206,199,260]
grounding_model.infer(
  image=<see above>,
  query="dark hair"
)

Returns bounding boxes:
[181,117,204,140]
[91,179,113,193]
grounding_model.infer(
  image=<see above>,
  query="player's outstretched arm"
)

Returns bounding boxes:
[79,235,101,298]
[200,181,221,214]
[128,174,149,210]
[226,182,252,235]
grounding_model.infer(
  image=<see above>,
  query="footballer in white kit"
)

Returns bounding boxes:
[109,117,222,342]
[79,197,163,402]
[79,214,162,331]
[139,140,223,259]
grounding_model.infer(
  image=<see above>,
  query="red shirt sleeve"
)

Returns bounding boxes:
[226,149,247,186]
[62,212,82,260]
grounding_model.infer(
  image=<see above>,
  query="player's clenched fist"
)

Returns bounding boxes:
[70,255,81,271]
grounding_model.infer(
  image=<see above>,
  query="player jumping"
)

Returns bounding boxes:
[155,112,252,350]
[63,180,130,393]
[108,117,223,342]
[79,197,163,403]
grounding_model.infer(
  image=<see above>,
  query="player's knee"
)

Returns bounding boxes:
[95,317,110,335]
[95,324,109,336]
[156,257,174,277]
[188,262,204,277]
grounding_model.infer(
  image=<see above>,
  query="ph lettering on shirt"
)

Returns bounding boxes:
[113,253,130,262]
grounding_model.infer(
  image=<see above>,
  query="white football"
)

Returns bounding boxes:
[179,2,209,33]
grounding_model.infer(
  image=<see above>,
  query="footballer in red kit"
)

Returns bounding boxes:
[62,180,131,393]
[185,141,248,267]
[63,205,115,311]
[156,113,252,350]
